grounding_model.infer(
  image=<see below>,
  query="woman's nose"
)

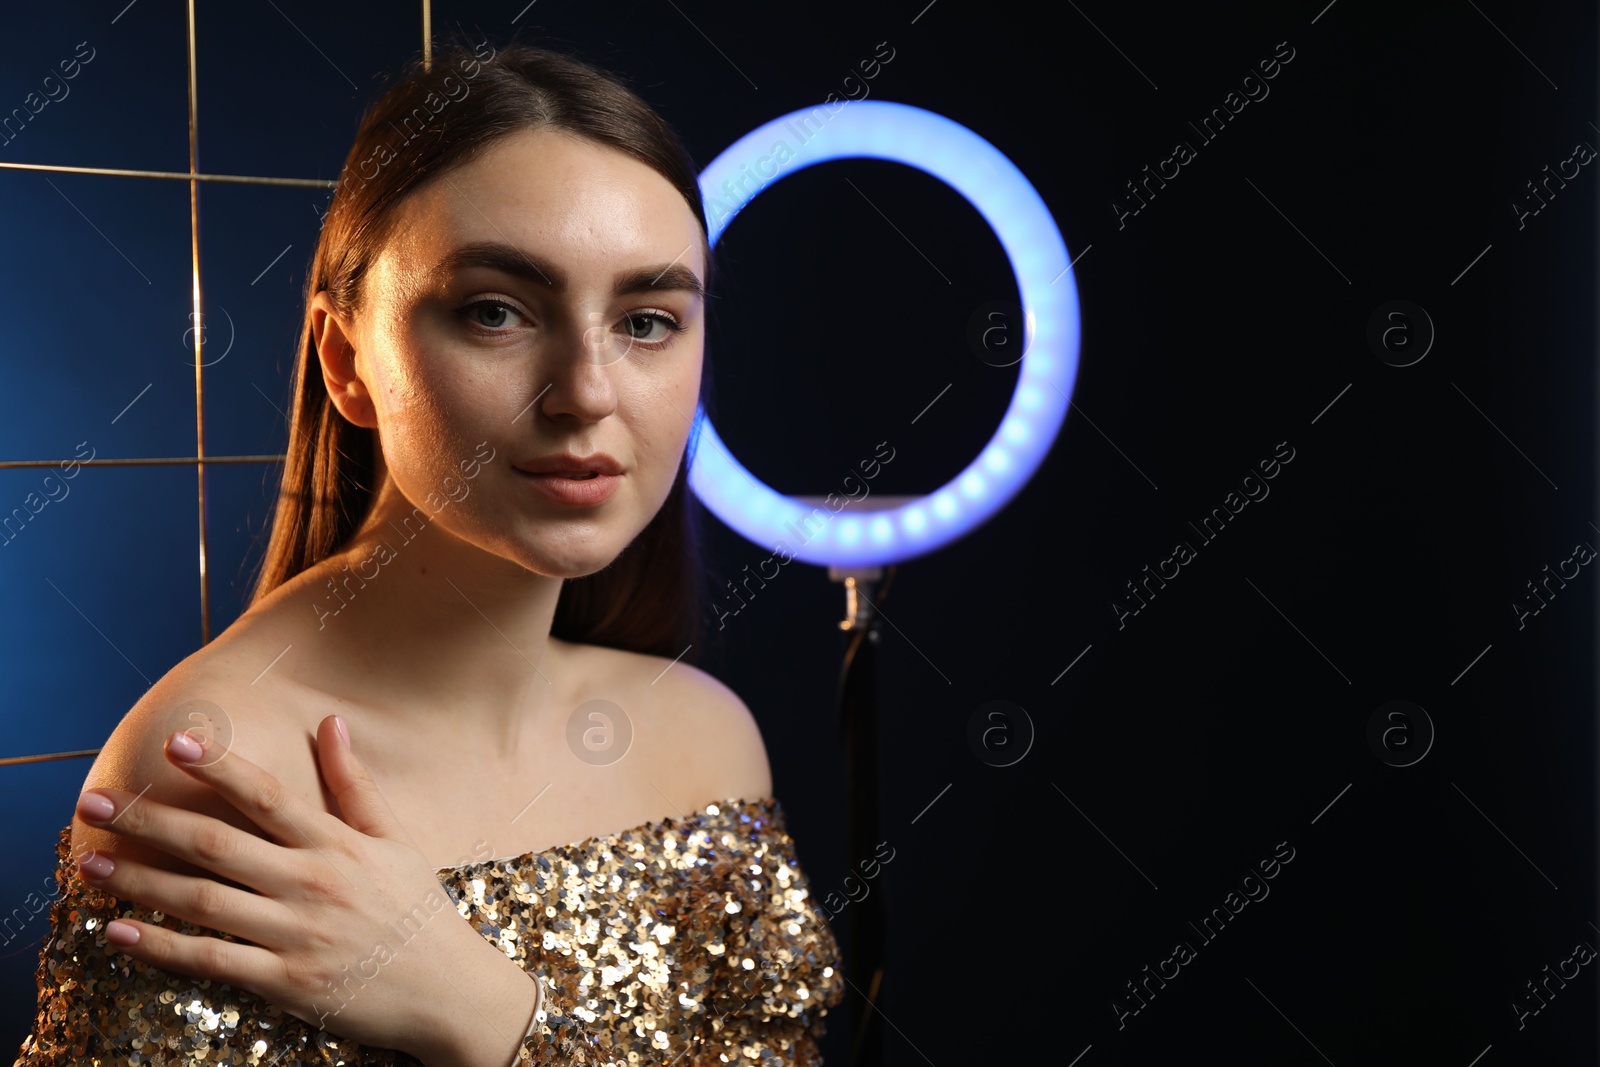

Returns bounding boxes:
[580,312,612,362]
[538,314,620,421]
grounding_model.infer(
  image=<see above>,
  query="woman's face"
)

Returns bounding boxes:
[323,126,707,578]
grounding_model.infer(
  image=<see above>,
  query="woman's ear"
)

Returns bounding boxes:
[310,292,377,428]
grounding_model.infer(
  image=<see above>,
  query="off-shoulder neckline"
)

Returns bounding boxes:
[49,796,784,878]
[431,795,781,872]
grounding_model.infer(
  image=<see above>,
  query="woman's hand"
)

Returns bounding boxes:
[72,715,538,1065]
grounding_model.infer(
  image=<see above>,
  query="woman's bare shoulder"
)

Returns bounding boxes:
[571,641,774,803]
[69,623,327,880]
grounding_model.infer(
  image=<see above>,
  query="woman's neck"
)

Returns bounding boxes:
[246,480,573,757]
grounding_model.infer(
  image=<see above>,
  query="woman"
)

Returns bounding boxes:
[13,36,843,1067]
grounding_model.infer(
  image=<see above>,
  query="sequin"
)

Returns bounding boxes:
[11,797,842,1066]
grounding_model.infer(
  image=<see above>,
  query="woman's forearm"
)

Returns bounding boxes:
[411,933,541,1067]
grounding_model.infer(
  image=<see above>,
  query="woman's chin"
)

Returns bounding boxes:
[507,544,623,580]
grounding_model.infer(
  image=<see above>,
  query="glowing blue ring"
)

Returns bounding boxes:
[690,100,1080,567]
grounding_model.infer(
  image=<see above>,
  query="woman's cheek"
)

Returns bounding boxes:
[383,353,439,415]
[359,344,414,421]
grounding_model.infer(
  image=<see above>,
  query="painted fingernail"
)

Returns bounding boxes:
[104,920,140,946]
[335,715,350,747]
[168,731,203,762]
[77,792,115,821]
[78,851,114,881]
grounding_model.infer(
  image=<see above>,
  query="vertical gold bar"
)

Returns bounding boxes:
[423,0,432,70]
[186,0,211,645]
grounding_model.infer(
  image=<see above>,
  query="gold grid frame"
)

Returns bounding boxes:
[0,2,435,766]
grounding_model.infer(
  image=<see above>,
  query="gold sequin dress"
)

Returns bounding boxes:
[12,796,843,1066]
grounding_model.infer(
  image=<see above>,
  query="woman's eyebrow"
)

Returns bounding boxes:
[615,263,705,302]
[427,241,704,301]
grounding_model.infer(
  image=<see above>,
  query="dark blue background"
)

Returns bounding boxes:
[1,1,1595,1063]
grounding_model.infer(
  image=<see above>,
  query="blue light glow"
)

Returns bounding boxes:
[689,101,1081,566]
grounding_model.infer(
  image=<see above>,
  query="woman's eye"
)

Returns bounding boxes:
[621,311,685,346]
[461,300,526,331]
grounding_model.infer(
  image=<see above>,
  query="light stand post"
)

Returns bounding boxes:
[832,564,893,1066]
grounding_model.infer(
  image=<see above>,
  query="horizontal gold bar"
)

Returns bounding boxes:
[0,748,101,766]
[0,455,286,469]
[0,160,336,189]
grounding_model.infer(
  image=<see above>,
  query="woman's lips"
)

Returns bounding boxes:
[516,469,621,506]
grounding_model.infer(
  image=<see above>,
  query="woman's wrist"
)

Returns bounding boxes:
[412,933,542,1067]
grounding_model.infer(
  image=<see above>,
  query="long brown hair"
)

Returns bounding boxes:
[250,36,717,662]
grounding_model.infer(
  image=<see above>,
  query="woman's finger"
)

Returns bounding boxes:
[76,848,299,947]
[313,715,410,842]
[161,729,341,852]
[75,788,285,893]
[99,915,290,1001]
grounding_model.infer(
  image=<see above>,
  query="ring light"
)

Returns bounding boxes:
[690,100,1079,567]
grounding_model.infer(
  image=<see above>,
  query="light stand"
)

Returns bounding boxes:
[693,100,1080,1067]
[832,563,894,1066]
